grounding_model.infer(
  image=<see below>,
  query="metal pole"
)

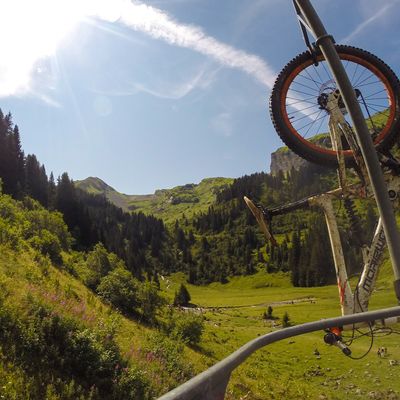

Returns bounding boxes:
[311,195,353,315]
[295,0,400,302]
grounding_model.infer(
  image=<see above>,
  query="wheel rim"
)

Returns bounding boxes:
[280,52,396,159]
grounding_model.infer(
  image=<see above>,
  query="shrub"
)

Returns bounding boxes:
[143,332,194,380]
[138,282,165,324]
[282,311,291,327]
[97,267,139,314]
[173,313,204,346]
[85,244,112,289]
[0,299,135,398]
[28,230,62,264]
[113,365,153,400]
[164,308,204,346]
[263,305,276,320]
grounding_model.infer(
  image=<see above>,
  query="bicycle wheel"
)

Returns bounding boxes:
[269,45,400,167]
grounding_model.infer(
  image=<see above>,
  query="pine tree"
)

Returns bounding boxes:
[25,154,48,206]
[48,172,56,209]
[264,305,273,319]
[282,312,290,327]
[7,125,25,197]
[173,283,191,307]
[289,229,301,286]
[55,172,80,231]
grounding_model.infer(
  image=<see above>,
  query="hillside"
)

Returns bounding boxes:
[76,177,233,224]
[2,190,399,399]
[0,192,206,399]
[75,177,156,211]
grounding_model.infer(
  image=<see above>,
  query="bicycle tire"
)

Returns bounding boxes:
[269,45,400,167]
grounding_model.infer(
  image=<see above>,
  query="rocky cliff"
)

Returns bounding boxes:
[270,148,308,176]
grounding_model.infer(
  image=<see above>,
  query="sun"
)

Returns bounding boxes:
[0,0,87,96]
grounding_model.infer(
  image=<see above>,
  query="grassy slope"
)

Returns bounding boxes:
[76,177,233,225]
[162,260,400,400]
[0,246,208,398]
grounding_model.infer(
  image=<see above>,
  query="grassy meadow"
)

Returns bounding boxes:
[161,259,400,400]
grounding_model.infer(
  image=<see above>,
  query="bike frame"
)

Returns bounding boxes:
[247,95,400,325]
[250,174,399,323]
[293,0,317,61]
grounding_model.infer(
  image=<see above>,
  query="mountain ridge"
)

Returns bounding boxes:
[75,176,234,223]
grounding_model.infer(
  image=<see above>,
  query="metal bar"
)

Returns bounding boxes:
[310,195,353,315]
[269,196,311,215]
[294,0,400,302]
[158,307,400,399]
[292,0,314,52]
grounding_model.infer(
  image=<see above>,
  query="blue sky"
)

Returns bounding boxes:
[1,0,400,194]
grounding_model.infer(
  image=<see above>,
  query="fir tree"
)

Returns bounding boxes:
[173,283,191,307]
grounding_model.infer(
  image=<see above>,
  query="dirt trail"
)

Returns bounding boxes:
[199,296,317,311]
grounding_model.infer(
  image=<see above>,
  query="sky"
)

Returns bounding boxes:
[1,0,400,194]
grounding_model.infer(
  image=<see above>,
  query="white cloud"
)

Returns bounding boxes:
[341,1,397,43]
[93,64,219,100]
[1,0,278,102]
[33,93,63,108]
[132,67,214,99]
[92,0,277,89]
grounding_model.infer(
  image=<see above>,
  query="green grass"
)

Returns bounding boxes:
[160,259,400,399]
[1,217,399,398]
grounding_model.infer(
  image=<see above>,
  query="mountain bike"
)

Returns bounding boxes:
[246,0,400,357]
[244,172,400,357]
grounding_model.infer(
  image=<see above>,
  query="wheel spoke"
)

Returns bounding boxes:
[363,89,386,99]
[312,64,325,85]
[321,61,332,81]
[350,62,360,84]
[358,102,390,109]
[303,110,325,138]
[298,73,324,87]
[290,108,325,123]
[314,111,327,137]
[354,80,382,88]
[286,96,318,106]
[287,88,317,97]
[303,69,323,88]
[291,80,320,92]
[296,112,328,133]
[352,68,369,87]
[362,104,391,114]
[276,47,398,165]
[353,73,376,88]
[288,104,319,116]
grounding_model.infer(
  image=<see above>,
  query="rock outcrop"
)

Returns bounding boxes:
[270,148,308,176]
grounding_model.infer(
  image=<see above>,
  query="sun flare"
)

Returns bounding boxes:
[0,0,87,96]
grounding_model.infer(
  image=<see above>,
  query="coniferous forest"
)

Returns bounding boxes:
[0,109,377,287]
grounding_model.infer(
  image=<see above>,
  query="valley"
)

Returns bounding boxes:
[0,109,399,399]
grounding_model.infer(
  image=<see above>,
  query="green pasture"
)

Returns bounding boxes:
[162,260,400,399]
